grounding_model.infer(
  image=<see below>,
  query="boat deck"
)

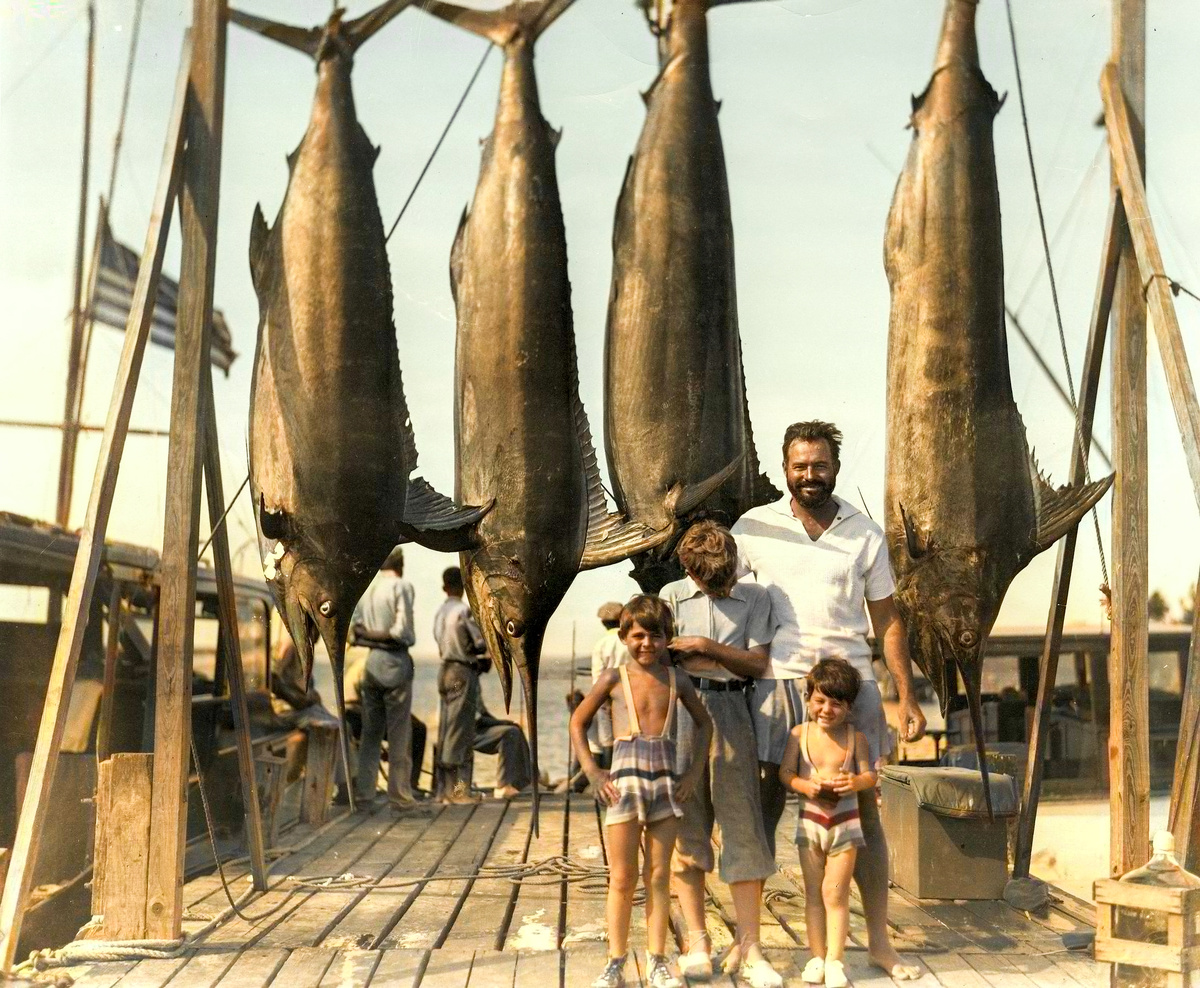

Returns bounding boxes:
[63,794,1105,988]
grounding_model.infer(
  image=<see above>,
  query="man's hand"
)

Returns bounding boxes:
[566,689,585,712]
[897,695,927,742]
[669,636,714,659]
[676,770,703,804]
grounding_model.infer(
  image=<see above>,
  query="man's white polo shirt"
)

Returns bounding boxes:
[732,493,895,681]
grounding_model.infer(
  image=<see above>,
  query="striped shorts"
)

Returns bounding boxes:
[796,792,866,857]
[606,735,682,826]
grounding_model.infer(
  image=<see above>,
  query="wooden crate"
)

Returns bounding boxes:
[1094,879,1200,987]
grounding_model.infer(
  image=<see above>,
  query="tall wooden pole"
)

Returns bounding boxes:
[56,0,96,529]
[146,0,227,940]
[1108,0,1149,882]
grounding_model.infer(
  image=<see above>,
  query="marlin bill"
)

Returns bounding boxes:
[883,0,1112,814]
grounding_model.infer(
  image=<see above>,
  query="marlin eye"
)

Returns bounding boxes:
[319,600,333,617]
[505,619,524,637]
[959,630,977,648]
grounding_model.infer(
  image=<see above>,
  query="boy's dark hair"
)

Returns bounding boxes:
[382,546,405,574]
[442,567,464,594]
[805,657,861,705]
[782,420,843,464]
[618,595,676,641]
[676,520,737,592]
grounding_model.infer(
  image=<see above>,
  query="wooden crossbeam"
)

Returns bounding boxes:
[0,31,193,972]
[1170,567,1200,871]
[147,0,229,939]
[1101,62,1200,513]
[1012,192,1123,879]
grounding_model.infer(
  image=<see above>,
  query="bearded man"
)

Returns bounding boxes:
[731,420,926,980]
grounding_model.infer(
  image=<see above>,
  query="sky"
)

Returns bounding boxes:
[1,0,1198,661]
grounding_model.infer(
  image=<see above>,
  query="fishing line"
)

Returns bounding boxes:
[0,9,86,103]
[106,0,147,207]
[196,472,251,562]
[1003,0,1108,590]
[385,42,494,243]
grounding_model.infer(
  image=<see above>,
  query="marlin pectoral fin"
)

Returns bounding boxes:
[258,494,289,542]
[670,454,743,518]
[580,516,673,571]
[1030,461,1115,555]
[398,477,493,551]
[899,502,930,559]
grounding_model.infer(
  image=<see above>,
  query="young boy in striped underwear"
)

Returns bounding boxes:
[570,596,713,988]
[779,658,878,988]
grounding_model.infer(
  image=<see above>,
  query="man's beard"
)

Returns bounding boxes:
[790,479,835,509]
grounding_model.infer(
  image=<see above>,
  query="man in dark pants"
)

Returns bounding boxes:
[351,547,418,809]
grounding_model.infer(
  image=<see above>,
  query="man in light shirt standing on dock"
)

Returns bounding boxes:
[350,547,418,809]
[733,420,925,981]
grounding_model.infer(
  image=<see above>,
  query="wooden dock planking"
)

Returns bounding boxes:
[442,801,532,951]
[562,795,608,951]
[466,949,517,988]
[384,801,509,951]
[259,812,435,949]
[104,955,190,988]
[416,945,475,988]
[211,948,288,988]
[501,795,567,952]
[318,807,461,950]
[514,948,562,988]
[563,943,610,988]
[915,902,1019,953]
[261,947,333,988]
[988,953,1091,988]
[923,952,997,988]
[315,948,379,987]
[357,804,477,949]
[68,961,138,988]
[964,952,1044,988]
[165,950,240,988]
[366,948,428,987]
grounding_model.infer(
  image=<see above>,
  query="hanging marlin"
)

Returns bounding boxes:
[234,1,491,809]
[604,0,780,594]
[417,0,675,820]
[883,0,1112,814]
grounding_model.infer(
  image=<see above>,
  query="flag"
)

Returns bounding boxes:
[91,218,238,374]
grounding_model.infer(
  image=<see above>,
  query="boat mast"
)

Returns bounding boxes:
[55,0,96,529]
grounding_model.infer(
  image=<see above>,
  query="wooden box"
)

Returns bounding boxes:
[1094,879,1200,988]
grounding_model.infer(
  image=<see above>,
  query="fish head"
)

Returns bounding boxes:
[275,550,359,687]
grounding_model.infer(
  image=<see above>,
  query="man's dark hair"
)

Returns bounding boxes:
[382,546,405,573]
[442,567,464,594]
[676,520,737,594]
[782,420,843,464]
[618,594,676,641]
[805,657,861,705]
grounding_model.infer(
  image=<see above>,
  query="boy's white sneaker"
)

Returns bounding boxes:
[824,959,849,988]
[741,957,785,988]
[802,956,826,984]
[646,954,682,988]
[591,956,626,988]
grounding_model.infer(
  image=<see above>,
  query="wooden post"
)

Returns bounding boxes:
[146,0,227,940]
[1170,566,1200,872]
[1107,0,1150,884]
[301,723,340,826]
[1100,66,1200,512]
[200,362,268,889]
[1012,194,1123,879]
[96,583,122,763]
[56,0,96,530]
[85,754,153,941]
[0,34,192,973]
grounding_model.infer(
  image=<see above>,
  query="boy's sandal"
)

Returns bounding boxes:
[824,959,848,988]
[740,957,785,988]
[802,957,826,984]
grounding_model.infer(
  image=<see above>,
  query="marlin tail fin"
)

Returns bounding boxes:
[417,0,575,45]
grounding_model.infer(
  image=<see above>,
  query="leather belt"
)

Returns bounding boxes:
[689,675,750,693]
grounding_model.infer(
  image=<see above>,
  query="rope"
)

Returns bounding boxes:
[1003,0,1109,590]
[196,472,251,562]
[1144,272,1200,306]
[106,0,146,207]
[385,43,493,243]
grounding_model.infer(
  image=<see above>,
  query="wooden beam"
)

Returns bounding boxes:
[200,362,268,890]
[1107,0,1149,886]
[146,0,227,940]
[96,583,122,762]
[1170,564,1200,872]
[1012,192,1123,879]
[0,32,192,973]
[86,753,153,941]
[1101,63,1200,513]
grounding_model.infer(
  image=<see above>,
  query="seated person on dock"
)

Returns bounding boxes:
[660,521,782,988]
[779,659,878,988]
[570,595,713,988]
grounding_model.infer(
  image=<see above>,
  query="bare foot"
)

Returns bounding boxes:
[869,948,922,980]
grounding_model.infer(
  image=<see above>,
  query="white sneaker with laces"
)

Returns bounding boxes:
[646,954,682,988]
[591,956,626,988]
[742,956,785,988]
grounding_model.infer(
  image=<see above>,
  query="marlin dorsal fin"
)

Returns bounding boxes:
[249,205,271,296]
[1029,456,1114,555]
